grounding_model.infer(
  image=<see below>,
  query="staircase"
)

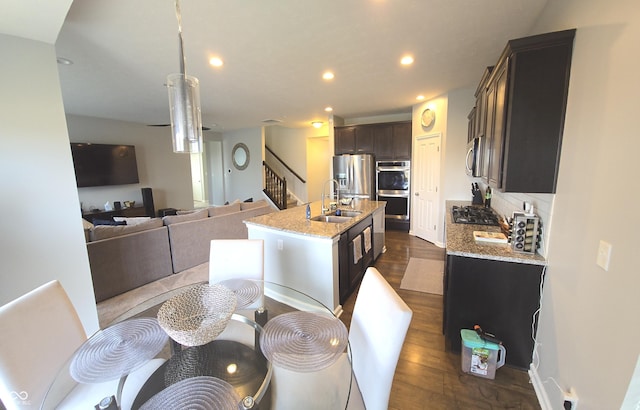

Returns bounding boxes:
[263,145,306,210]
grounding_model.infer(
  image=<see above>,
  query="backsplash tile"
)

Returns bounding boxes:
[490,190,554,258]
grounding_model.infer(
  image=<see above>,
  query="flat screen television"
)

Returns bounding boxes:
[70,143,140,188]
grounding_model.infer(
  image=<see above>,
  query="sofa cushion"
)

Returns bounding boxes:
[240,200,268,211]
[208,202,241,217]
[162,208,208,225]
[90,218,163,241]
[113,216,151,226]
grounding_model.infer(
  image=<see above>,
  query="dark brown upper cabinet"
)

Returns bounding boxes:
[474,29,575,193]
[335,121,411,160]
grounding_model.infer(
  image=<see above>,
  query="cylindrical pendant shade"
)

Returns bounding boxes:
[167,73,203,153]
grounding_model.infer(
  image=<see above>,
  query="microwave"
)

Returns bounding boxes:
[466,137,482,177]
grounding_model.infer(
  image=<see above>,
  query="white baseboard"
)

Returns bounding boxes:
[529,363,553,410]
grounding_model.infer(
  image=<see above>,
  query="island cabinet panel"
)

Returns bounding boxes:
[443,255,545,370]
[477,29,575,193]
[339,215,374,304]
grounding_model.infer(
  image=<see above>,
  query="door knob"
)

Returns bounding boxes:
[415,192,420,196]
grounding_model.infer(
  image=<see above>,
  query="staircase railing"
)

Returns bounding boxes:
[263,161,288,210]
[265,145,306,184]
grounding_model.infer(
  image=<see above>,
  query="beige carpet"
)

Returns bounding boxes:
[400,257,444,295]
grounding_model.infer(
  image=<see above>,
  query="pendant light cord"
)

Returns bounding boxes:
[175,0,186,76]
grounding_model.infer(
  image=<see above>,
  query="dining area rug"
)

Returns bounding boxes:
[399,258,444,295]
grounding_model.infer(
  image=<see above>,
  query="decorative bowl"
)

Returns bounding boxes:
[157,284,237,347]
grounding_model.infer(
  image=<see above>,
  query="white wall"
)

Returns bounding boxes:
[0,35,99,334]
[528,1,640,408]
[265,124,331,204]
[223,127,265,203]
[66,115,195,212]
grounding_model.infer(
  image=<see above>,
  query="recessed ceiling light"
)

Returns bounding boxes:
[57,57,73,65]
[209,57,223,67]
[324,106,333,112]
[322,71,335,80]
[400,55,414,66]
[416,95,425,101]
[311,121,323,128]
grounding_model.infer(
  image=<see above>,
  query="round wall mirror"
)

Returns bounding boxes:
[232,143,250,170]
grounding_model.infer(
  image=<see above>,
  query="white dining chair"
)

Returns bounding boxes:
[209,239,265,347]
[209,239,265,284]
[0,280,164,410]
[348,267,413,409]
[0,280,87,410]
[269,267,412,410]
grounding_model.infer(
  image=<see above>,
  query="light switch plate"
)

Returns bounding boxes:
[596,240,612,271]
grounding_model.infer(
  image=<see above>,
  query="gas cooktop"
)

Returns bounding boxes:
[451,205,499,226]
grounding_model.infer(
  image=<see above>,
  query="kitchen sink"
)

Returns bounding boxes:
[310,215,353,223]
[329,209,362,218]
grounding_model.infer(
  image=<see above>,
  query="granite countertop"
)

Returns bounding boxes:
[244,199,386,239]
[446,200,546,266]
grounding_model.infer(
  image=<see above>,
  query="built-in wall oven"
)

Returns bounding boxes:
[376,160,410,221]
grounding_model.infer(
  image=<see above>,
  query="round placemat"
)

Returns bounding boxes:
[70,317,168,383]
[217,279,262,309]
[157,283,237,347]
[260,311,348,372]
[139,376,240,410]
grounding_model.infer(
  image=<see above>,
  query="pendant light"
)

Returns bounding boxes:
[167,0,203,153]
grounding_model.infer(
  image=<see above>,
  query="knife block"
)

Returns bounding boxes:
[472,191,484,205]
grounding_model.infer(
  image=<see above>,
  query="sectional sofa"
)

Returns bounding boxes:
[85,200,275,302]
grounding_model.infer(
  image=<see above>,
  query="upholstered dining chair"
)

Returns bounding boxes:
[0,280,87,410]
[209,239,265,346]
[269,267,412,410]
[0,280,162,410]
[208,238,265,284]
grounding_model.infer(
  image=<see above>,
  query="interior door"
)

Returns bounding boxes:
[412,134,441,244]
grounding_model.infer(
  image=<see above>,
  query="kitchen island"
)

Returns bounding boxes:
[244,199,386,316]
[444,200,546,370]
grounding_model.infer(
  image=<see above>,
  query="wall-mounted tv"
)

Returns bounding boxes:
[70,143,140,188]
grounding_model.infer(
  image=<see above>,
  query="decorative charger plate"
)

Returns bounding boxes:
[157,283,237,347]
[70,317,168,383]
[260,311,348,372]
[217,278,262,309]
[139,376,240,410]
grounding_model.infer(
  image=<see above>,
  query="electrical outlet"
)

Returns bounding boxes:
[563,388,578,410]
[596,240,612,271]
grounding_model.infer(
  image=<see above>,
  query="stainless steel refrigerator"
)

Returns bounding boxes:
[332,154,375,199]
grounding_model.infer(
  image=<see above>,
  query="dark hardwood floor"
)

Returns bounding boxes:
[341,230,541,410]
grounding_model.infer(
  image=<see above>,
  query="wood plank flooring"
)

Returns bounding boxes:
[341,230,541,409]
[95,230,540,409]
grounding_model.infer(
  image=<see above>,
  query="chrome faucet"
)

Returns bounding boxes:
[321,179,340,214]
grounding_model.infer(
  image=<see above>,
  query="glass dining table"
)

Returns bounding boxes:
[41,280,356,410]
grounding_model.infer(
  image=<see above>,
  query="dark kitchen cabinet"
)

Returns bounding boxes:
[355,126,374,154]
[443,254,545,370]
[476,29,575,193]
[389,122,412,160]
[334,121,411,160]
[484,62,508,187]
[372,124,393,158]
[335,126,356,155]
[472,67,493,143]
[338,215,374,303]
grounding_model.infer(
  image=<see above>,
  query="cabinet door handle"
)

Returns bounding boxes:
[415,192,420,196]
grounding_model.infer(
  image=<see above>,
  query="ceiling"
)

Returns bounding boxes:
[6,0,549,132]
